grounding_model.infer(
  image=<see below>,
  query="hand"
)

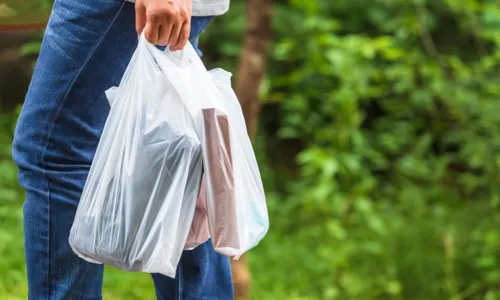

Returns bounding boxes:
[135,0,192,50]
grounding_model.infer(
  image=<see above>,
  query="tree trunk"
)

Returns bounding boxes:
[231,0,273,299]
[235,0,273,139]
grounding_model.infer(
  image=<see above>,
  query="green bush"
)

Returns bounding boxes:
[240,0,500,299]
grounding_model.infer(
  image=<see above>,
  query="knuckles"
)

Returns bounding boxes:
[179,9,189,20]
[146,5,189,23]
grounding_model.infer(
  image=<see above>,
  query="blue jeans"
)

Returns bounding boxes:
[12,0,233,299]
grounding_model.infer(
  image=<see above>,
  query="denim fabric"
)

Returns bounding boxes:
[12,0,233,299]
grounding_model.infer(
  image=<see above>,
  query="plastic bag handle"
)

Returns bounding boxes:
[164,45,191,66]
[140,34,195,68]
[161,45,191,67]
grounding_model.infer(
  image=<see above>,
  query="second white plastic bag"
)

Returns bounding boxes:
[200,69,269,257]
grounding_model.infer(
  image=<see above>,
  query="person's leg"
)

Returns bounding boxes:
[150,16,235,300]
[152,241,234,300]
[13,0,138,298]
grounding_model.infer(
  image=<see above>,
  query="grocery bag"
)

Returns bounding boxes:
[69,36,204,278]
[201,68,269,257]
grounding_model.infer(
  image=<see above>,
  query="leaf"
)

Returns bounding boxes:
[20,42,42,57]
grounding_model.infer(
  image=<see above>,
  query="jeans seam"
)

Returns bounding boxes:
[37,177,50,300]
[38,1,127,169]
[46,179,52,300]
[176,263,182,300]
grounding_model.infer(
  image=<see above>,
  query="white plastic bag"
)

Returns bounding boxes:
[201,68,269,257]
[69,36,204,278]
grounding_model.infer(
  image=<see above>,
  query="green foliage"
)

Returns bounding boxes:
[0,4,18,18]
[20,41,42,57]
[0,107,26,298]
[234,0,500,299]
[1,0,52,26]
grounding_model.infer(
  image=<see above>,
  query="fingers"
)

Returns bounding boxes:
[144,21,160,45]
[158,24,173,46]
[167,22,182,47]
[170,21,190,51]
[135,0,192,47]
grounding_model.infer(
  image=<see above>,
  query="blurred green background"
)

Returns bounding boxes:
[2,0,500,299]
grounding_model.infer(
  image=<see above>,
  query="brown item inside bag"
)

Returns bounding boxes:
[184,175,210,249]
[202,108,239,249]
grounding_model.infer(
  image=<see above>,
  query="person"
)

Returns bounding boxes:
[12,0,233,299]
